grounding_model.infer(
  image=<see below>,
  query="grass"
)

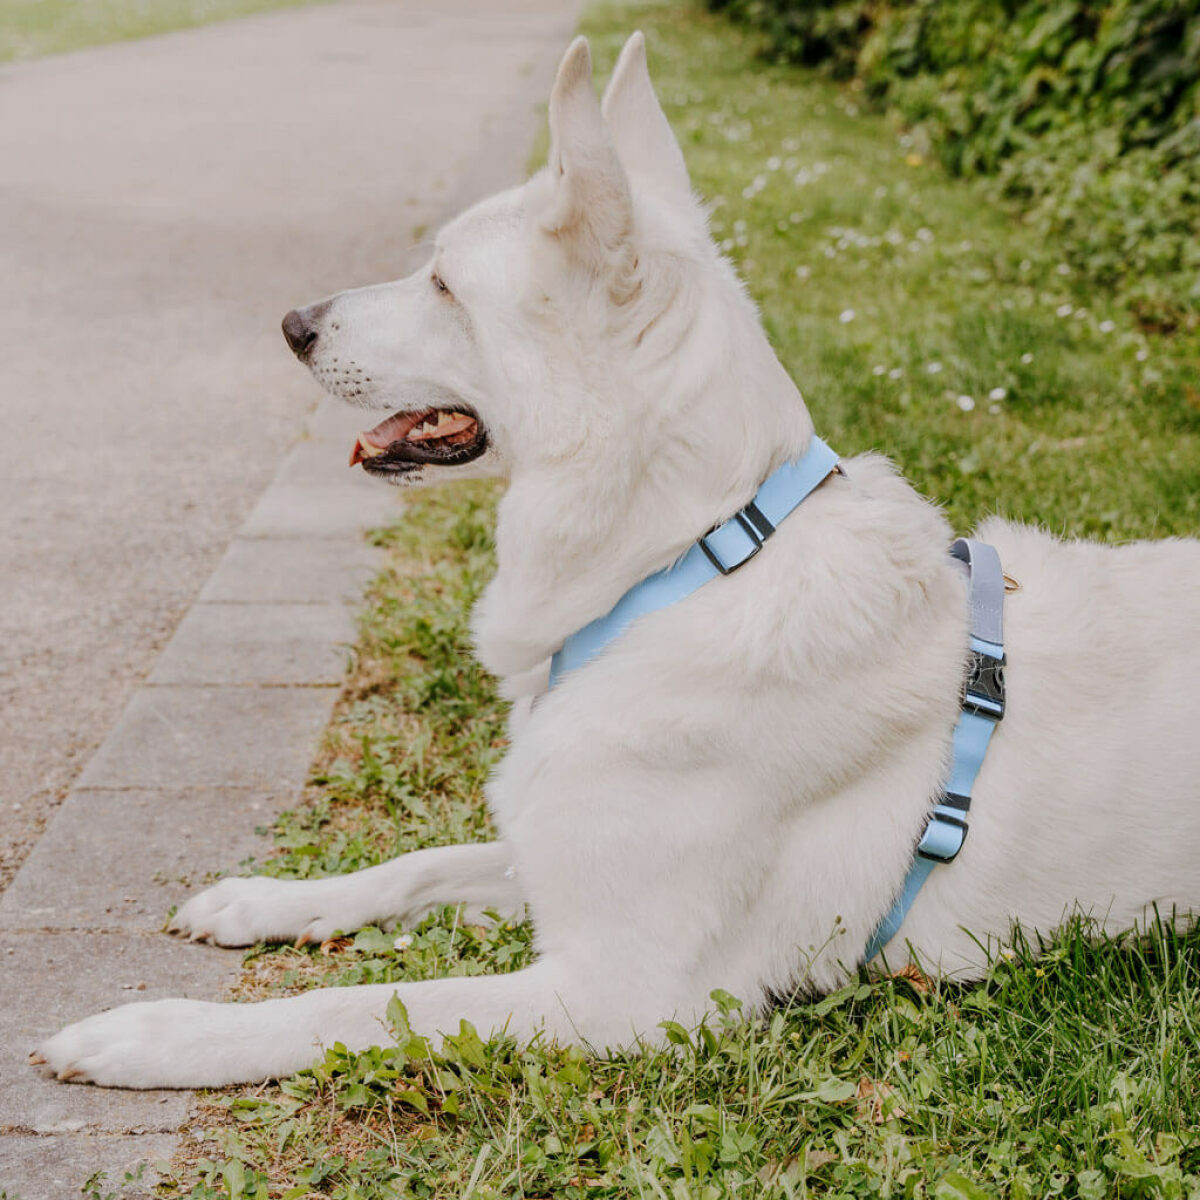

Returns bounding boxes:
[137,0,1200,1196]
[0,0,329,64]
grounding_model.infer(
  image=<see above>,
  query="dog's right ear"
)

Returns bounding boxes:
[543,37,636,291]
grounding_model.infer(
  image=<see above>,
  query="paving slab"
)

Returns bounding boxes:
[240,484,401,540]
[0,1132,173,1200]
[303,395,378,443]
[0,788,282,933]
[197,536,381,605]
[273,436,377,488]
[75,687,338,792]
[0,930,238,1136]
[148,603,355,686]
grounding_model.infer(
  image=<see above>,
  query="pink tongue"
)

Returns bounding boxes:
[349,410,428,468]
[361,411,423,449]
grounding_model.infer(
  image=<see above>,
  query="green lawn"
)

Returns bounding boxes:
[0,0,327,63]
[150,1,1200,1197]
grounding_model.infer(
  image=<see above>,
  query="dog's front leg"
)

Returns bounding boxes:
[171,842,523,947]
[36,960,601,1089]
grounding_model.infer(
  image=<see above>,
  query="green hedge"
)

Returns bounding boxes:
[707,0,1200,326]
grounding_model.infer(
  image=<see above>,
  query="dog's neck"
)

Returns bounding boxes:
[471,301,816,680]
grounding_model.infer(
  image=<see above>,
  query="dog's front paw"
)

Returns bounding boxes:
[170,876,359,947]
[33,999,268,1088]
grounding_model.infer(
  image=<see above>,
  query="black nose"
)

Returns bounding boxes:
[282,307,320,360]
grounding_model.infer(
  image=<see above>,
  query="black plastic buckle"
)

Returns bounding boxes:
[697,502,775,576]
[963,648,1005,720]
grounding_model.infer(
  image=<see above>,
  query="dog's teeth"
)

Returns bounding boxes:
[355,438,387,459]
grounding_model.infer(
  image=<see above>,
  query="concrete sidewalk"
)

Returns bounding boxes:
[0,2,579,1194]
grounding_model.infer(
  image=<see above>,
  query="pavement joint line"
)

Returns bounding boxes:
[42,784,267,792]
[3,927,174,937]
[141,686,348,696]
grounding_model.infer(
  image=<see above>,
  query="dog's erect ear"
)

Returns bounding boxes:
[601,32,692,208]
[544,37,635,287]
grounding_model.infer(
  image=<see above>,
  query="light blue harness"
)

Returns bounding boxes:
[546,437,1006,963]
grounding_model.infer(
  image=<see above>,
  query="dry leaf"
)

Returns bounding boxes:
[889,963,932,993]
[319,937,352,956]
[856,1076,906,1124]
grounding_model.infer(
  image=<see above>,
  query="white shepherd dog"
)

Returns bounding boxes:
[37,33,1200,1088]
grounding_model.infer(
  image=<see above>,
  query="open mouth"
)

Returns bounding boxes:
[349,406,487,475]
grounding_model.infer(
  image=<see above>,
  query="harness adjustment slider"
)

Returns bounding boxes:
[963,644,1006,720]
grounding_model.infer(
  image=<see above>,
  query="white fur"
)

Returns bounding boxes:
[36,33,1200,1088]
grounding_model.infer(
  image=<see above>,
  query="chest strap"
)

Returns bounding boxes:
[862,537,1006,963]
[549,436,840,687]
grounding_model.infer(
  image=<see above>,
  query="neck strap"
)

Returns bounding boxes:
[549,437,840,687]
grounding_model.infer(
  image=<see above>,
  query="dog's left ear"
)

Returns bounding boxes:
[601,32,693,210]
[543,37,636,292]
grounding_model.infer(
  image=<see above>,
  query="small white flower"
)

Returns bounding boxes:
[888,367,904,380]
[956,394,975,412]
[1099,319,1115,333]
[767,155,781,171]
[1056,304,1074,318]
[735,234,749,248]
[789,211,803,224]
[1136,348,1149,361]
[872,364,886,376]
[988,387,1007,401]
[916,227,934,242]
[733,218,747,233]
[795,265,811,280]
[1019,259,1032,273]
[839,309,856,323]
[874,185,888,199]
[989,404,1002,415]
[926,361,943,375]
[393,933,414,951]
[1020,352,1034,364]
[1055,263,1071,276]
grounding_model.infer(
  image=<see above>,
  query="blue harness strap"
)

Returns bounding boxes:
[862,537,1006,963]
[549,436,841,687]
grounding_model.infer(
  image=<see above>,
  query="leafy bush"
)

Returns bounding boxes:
[707,0,1200,325]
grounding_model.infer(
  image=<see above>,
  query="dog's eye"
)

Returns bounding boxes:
[431,273,451,296]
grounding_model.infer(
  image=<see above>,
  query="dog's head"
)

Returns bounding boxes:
[282,34,799,488]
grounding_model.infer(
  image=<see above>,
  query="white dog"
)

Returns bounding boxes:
[36,33,1200,1088]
